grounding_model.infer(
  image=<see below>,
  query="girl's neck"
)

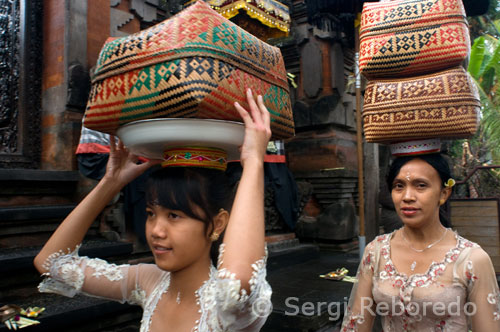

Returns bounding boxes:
[168,256,212,303]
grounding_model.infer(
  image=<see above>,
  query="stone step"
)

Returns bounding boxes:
[0,170,79,196]
[0,204,101,248]
[0,205,76,223]
[0,293,142,332]
[0,239,134,300]
[267,242,320,272]
[0,238,133,274]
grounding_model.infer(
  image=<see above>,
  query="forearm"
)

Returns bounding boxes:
[220,160,266,289]
[34,178,122,274]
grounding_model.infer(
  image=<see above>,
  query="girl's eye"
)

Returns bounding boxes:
[146,209,155,218]
[168,212,181,219]
[417,182,427,189]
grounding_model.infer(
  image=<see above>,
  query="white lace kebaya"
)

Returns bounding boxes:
[38,244,272,332]
[341,230,500,332]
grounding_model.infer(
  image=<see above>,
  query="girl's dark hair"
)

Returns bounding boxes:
[386,153,453,227]
[145,167,233,265]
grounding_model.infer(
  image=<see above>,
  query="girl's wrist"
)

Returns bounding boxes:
[98,176,124,196]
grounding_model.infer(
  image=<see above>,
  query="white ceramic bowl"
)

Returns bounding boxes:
[116,118,245,160]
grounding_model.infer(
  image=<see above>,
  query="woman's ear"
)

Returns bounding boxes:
[212,209,229,238]
[440,187,452,205]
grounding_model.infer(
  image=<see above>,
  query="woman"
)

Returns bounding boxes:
[341,153,500,331]
[33,89,273,332]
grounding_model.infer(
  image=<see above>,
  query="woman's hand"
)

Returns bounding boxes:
[103,136,160,189]
[234,89,272,167]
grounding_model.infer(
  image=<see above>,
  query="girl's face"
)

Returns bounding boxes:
[145,204,212,272]
[391,158,450,228]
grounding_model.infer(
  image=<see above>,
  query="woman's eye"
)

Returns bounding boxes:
[146,209,155,218]
[393,183,403,190]
[417,183,427,189]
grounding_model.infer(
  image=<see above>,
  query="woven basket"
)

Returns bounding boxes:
[360,0,470,79]
[83,0,294,139]
[362,66,480,143]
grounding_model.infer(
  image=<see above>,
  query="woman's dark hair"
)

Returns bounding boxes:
[145,167,233,264]
[386,153,453,227]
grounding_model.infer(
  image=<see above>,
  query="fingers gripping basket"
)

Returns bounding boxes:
[83,0,294,139]
[360,0,470,79]
[362,67,480,143]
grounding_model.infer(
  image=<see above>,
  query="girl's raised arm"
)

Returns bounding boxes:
[220,88,272,293]
[34,137,158,274]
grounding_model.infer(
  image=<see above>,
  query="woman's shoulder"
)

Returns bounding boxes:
[454,233,492,263]
[366,231,394,250]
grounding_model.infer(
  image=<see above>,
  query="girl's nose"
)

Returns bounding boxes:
[149,219,167,239]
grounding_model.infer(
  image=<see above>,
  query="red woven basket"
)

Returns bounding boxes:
[360,0,470,79]
[83,1,294,139]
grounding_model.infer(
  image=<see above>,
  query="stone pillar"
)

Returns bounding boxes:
[41,0,89,170]
[363,142,380,242]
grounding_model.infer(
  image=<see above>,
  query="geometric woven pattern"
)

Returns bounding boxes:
[362,67,480,143]
[360,0,470,79]
[84,0,294,139]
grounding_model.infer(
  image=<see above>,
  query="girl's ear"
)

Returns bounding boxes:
[212,209,229,238]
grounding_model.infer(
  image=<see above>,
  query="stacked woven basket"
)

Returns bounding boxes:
[359,0,480,144]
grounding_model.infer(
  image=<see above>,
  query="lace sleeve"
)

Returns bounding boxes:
[213,243,272,331]
[463,247,500,331]
[37,246,161,307]
[341,238,379,332]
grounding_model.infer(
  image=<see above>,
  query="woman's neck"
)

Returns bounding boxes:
[402,218,446,245]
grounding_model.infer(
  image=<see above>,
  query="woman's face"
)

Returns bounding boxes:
[145,204,212,272]
[391,158,450,228]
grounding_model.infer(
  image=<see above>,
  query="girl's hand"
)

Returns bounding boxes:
[234,89,272,167]
[103,136,160,188]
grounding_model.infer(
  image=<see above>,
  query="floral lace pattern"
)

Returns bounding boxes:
[378,231,476,303]
[38,246,86,297]
[39,244,271,332]
[341,229,500,332]
[86,258,126,281]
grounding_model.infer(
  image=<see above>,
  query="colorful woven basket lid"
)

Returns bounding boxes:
[162,146,228,171]
[390,139,441,157]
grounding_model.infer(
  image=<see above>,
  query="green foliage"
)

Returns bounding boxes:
[448,2,500,196]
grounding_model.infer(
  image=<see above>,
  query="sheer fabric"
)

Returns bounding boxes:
[341,230,500,332]
[38,244,272,332]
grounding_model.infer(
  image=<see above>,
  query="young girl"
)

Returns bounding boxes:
[342,152,500,331]
[34,89,273,332]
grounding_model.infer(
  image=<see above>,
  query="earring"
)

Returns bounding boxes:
[210,232,219,242]
[439,199,445,206]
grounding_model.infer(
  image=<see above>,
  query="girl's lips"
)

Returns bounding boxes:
[152,245,172,255]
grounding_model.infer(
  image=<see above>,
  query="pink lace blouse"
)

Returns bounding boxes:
[341,230,500,331]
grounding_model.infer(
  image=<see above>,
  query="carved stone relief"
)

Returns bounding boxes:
[0,0,43,168]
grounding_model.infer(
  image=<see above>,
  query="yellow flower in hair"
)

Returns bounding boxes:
[444,178,456,188]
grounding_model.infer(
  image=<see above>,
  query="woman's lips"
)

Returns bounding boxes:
[401,207,419,216]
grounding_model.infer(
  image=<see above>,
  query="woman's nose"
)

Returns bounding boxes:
[402,187,415,201]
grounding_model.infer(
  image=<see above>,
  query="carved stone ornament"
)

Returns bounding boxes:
[0,0,43,168]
